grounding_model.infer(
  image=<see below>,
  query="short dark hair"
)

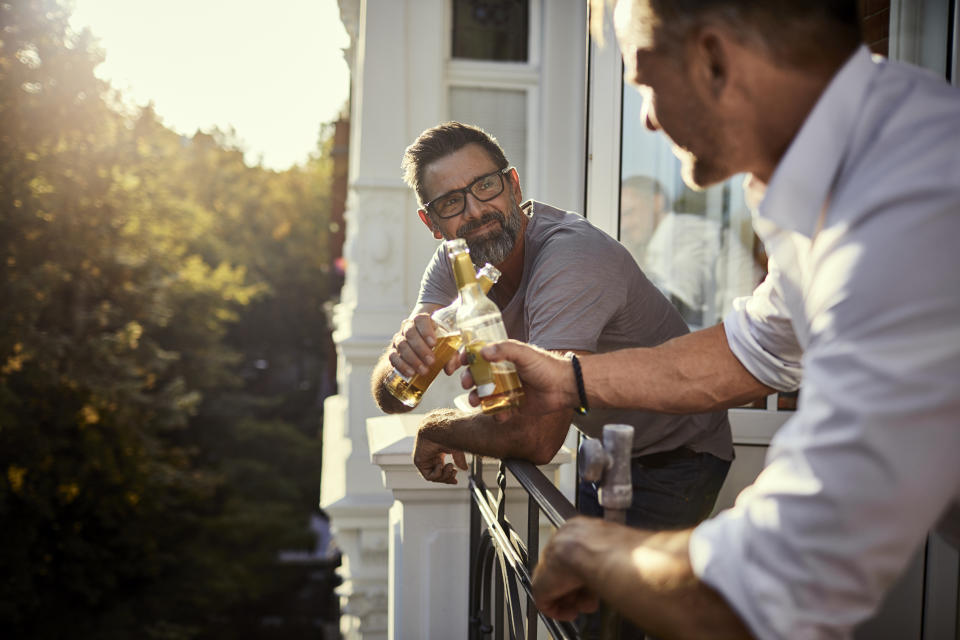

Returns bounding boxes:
[401,122,509,207]
[596,0,862,69]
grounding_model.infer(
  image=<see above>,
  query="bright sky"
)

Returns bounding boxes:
[68,0,351,170]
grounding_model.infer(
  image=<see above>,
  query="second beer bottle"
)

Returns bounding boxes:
[447,238,523,414]
[384,262,501,408]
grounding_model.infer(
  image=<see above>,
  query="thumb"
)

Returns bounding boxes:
[452,450,468,470]
[480,339,526,363]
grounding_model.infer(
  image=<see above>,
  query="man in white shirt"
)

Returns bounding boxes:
[466,0,960,637]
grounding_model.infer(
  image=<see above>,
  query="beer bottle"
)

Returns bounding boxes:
[447,238,523,414]
[384,262,501,408]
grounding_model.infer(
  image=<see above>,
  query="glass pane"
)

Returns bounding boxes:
[618,85,766,332]
[451,0,529,62]
[449,87,527,180]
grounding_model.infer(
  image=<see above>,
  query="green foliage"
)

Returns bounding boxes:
[0,1,338,636]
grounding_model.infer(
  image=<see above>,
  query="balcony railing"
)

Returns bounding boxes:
[468,456,580,640]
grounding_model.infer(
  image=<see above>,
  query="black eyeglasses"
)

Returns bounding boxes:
[423,168,512,219]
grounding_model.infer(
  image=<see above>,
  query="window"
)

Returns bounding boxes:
[618,89,764,333]
[449,87,528,180]
[452,0,529,62]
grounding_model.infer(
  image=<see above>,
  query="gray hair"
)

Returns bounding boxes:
[401,122,509,209]
[592,0,861,69]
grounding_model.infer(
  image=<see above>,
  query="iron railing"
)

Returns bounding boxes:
[467,455,580,640]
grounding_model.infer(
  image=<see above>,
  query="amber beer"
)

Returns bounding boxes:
[385,262,500,408]
[447,239,523,414]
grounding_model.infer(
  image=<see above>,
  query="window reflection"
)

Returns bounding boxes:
[452,0,529,62]
[619,86,765,331]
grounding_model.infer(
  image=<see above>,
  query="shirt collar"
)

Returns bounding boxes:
[758,46,879,238]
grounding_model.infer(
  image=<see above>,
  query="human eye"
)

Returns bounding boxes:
[475,175,497,193]
[436,193,463,215]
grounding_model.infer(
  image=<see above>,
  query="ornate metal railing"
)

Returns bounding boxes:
[467,455,580,640]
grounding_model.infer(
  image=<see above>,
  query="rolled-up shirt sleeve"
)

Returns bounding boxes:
[723,255,804,392]
[691,199,960,639]
[690,342,960,639]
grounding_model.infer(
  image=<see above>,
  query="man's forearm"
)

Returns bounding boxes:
[419,406,572,466]
[582,323,772,414]
[536,518,752,639]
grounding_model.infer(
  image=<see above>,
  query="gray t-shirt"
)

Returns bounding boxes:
[418,200,733,460]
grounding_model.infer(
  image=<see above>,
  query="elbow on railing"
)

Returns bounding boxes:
[524,446,557,467]
[502,435,557,467]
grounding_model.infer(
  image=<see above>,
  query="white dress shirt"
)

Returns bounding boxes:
[689,46,960,639]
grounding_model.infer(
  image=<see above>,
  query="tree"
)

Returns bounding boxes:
[1,1,339,636]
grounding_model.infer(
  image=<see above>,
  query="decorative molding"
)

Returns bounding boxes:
[348,189,407,298]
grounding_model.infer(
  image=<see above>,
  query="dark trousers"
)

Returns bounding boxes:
[576,449,731,639]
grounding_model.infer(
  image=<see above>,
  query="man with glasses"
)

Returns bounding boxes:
[371,121,734,542]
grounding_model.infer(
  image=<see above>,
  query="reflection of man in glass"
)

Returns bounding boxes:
[620,175,762,329]
[618,174,666,263]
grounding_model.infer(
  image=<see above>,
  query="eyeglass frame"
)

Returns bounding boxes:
[421,167,515,219]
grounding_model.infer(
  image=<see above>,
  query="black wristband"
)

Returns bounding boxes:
[570,354,589,416]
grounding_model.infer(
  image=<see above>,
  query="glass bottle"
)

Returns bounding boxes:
[384,261,501,408]
[447,238,523,414]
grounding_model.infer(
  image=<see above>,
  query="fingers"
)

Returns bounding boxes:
[412,314,437,347]
[415,456,459,485]
[438,462,459,484]
[413,435,464,485]
[484,339,566,369]
[460,367,475,390]
[538,589,599,621]
[443,352,462,376]
[391,314,437,377]
[479,338,533,363]
[531,519,599,621]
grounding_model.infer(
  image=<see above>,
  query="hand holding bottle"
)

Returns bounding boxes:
[388,313,454,380]
[459,340,579,422]
[385,262,501,408]
[447,239,523,414]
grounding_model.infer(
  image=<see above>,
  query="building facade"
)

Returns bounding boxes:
[325,1,959,637]
[323,1,587,637]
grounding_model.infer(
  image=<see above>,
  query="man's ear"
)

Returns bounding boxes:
[418,209,444,239]
[688,27,730,101]
[506,167,523,204]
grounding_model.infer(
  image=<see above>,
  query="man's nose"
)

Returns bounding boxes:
[461,191,486,221]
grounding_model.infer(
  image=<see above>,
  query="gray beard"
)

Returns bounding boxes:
[459,200,525,267]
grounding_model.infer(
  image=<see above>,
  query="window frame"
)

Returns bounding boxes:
[445,0,542,195]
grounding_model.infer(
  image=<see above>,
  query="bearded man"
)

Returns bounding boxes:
[371,122,733,543]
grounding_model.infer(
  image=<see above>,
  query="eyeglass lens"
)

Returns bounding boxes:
[432,171,505,218]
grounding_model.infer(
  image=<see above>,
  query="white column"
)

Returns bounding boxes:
[324,0,447,637]
[368,414,572,640]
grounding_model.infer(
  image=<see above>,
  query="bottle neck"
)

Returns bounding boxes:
[433,261,497,329]
[451,252,477,290]
[451,251,497,311]
[476,275,496,294]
